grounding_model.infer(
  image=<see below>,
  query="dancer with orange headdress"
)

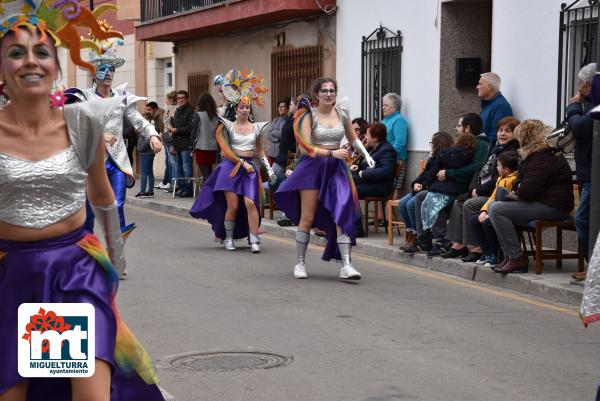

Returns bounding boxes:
[0,1,164,399]
[190,68,275,253]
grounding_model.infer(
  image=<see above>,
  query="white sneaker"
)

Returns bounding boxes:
[224,239,236,251]
[250,243,260,253]
[339,264,361,280]
[294,263,307,279]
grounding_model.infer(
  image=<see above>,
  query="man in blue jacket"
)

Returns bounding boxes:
[567,63,595,282]
[478,72,513,145]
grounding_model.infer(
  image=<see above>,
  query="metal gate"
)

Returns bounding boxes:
[271,46,322,117]
[188,73,209,108]
[361,25,402,123]
[557,0,599,125]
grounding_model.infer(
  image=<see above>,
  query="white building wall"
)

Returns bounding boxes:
[336,0,441,151]
[491,0,566,126]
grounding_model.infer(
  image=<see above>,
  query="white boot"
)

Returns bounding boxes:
[294,230,310,279]
[224,220,236,251]
[249,233,261,254]
[338,234,361,280]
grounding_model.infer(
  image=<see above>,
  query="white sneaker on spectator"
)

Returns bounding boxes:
[294,263,307,279]
[475,256,489,265]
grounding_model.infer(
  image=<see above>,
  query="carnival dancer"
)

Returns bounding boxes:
[190,68,274,253]
[65,37,162,240]
[0,1,165,400]
[274,78,375,280]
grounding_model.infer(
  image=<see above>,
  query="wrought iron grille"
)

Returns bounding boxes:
[557,0,599,125]
[141,0,230,23]
[188,73,209,108]
[361,26,402,123]
[271,46,322,117]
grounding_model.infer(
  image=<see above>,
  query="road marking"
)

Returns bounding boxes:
[128,204,579,318]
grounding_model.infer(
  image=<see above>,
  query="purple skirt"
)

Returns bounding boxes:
[0,228,164,400]
[190,157,262,240]
[275,156,358,261]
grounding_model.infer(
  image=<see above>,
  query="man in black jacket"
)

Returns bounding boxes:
[169,90,195,197]
[567,63,595,280]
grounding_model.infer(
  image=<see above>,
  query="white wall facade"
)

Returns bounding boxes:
[336,0,442,152]
[491,0,566,126]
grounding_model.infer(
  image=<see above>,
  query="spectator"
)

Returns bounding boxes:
[350,123,396,237]
[158,90,177,191]
[405,122,478,254]
[267,98,291,165]
[478,72,513,144]
[566,62,595,282]
[169,90,195,197]
[145,101,164,134]
[440,116,520,261]
[192,92,219,183]
[122,118,136,168]
[397,131,453,250]
[427,113,490,256]
[381,92,408,196]
[469,150,520,268]
[135,122,157,198]
[347,117,369,160]
[272,96,297,190]
[489,119,574,275]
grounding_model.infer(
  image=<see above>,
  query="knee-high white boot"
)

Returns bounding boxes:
[249,233,261,253]
[294,230,310,279]
[337,233,361,280]
[224,220,236,251]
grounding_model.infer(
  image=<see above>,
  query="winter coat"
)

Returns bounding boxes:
[480,92,513,143]
[445,135,490,187]
[426,146,474,195]
[171,103,195,151]
[275,117,295,167]
[480,171,519,212]
[355,140,397,198]
[566,96,593,182]
[382,112,408,161]
[473,138,520,196]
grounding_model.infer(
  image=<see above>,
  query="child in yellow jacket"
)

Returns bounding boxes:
[469,151,520,267]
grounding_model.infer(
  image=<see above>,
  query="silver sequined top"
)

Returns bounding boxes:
[311,106,347,147]
[0,146,86,229]
[220,119,269,152]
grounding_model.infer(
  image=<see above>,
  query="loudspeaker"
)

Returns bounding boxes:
[456,57,481,88]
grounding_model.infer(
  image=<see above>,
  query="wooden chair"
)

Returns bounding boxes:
[363,161,404,237]
[387,159,426,245]
[515,183,585,274]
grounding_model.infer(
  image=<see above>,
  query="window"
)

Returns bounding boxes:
[188,73,210,107]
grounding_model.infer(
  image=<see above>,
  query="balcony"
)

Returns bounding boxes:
[136,0,336,42]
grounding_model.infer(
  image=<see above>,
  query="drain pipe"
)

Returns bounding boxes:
[591,16,600,256]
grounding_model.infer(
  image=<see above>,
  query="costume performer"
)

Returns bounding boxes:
[274,78,375,280]
[190,68,274,253]
[65,39,162,240]
[0,2,165,400]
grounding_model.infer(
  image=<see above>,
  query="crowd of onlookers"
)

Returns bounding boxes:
[133,65,594,280]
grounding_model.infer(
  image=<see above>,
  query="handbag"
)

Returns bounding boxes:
[547,120,575,155]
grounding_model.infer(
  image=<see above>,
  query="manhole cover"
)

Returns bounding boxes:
[169,352,293,372]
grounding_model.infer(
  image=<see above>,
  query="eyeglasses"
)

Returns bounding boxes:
[177,96,186,100]
[319,89,336,94]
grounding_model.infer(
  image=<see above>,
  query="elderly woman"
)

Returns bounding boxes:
[489,119,574,275]
[440,116,520,262]
[381,93,408,194]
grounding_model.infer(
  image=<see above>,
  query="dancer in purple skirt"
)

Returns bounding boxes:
[190,68,275,253]
[275,78,375,280]
[0,2,164,400]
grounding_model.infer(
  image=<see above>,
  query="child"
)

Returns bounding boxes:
[397,131,453,249]
[468,151,520,267]
[405,129,477,254]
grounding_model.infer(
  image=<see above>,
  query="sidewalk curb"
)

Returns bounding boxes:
[127,197,583,307]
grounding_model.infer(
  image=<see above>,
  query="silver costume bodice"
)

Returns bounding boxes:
[230,128,259,152]
[311,106,347,147]
[0,146,86,229]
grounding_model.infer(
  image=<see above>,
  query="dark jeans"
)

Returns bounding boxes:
[468,214,498,257]
[174,149,193,193]
[139,153,155,193]
[576,181,591,260]
[162,144,174,185]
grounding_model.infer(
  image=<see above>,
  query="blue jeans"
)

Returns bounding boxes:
[162,145,174,185]
[174,149,193,192]
[139,153,155,193]
[397,192,416,231]
[576,181,591,260]
[85,159,127,232]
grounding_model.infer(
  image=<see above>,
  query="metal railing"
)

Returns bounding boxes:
[141,0,229,23]
[361,25,402,123]
[557,0,599,124]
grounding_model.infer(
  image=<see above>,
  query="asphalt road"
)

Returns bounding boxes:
[117,206,600,401]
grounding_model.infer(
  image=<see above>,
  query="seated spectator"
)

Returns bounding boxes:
[398,131,453,250]
[489,119,574,275]
[413,113,490,255]
[347,117,369,159]
[468,150,519,268]
[405,124,478,254]
[382,92,409,196]
[441,116,520,261]
[351,123,396,237]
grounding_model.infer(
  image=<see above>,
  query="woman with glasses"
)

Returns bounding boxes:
[275,78,375,280]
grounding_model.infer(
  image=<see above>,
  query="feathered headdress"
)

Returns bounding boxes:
[0,0,123,73]
[221,68,269,106]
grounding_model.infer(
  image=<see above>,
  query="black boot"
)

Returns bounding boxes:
[403,229,433,254]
